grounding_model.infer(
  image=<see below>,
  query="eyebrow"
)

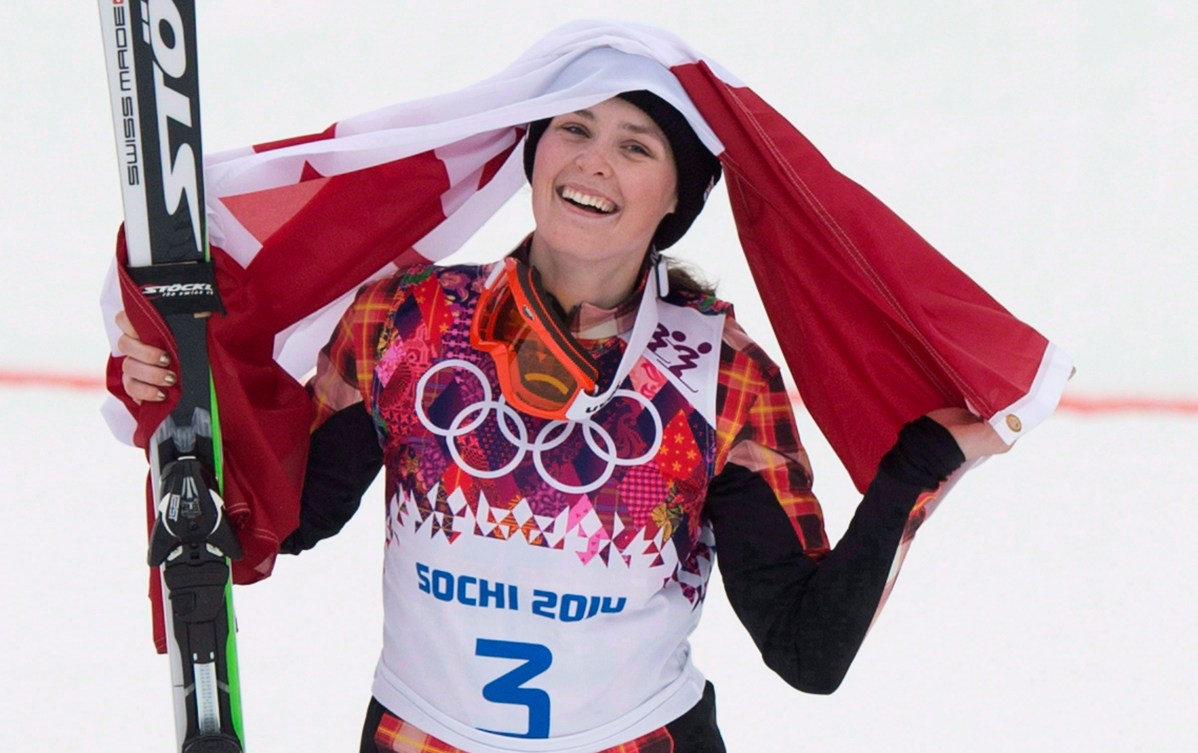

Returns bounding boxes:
[572,108,664,140]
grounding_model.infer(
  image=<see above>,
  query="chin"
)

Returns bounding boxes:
[541,219,658,259]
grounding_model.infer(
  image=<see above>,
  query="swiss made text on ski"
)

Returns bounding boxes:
[98,2,245,751]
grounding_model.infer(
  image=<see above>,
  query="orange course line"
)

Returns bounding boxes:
[0,369,106,391]
[1056,394,1198,415]
[2,368,1197,416]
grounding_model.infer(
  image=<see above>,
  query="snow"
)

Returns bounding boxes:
[2,2,1195,750]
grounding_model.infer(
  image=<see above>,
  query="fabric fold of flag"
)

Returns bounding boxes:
[671,60,1071,489]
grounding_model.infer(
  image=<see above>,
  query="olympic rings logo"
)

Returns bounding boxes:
[415,359,663,494]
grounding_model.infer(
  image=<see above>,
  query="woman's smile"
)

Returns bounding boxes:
[558,185,618,215]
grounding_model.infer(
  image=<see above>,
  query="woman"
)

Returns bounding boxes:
[119,89,1006,752]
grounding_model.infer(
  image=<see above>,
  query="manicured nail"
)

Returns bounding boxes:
[163,372,176,386]
[156,390,167,401]
[158,354,171,366]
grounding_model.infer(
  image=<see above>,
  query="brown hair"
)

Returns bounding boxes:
[666,258,716,297]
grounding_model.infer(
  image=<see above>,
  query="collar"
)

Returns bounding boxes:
[505,236,651,339]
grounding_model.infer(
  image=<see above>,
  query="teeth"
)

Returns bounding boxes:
[561,187,616,214]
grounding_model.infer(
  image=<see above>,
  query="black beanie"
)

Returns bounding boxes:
[522,91,722,250]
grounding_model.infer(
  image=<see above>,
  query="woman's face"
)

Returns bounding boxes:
[529,97,678,274]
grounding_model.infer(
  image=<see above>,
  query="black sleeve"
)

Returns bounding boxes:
[278,404,384,555]
[706,416,966,694]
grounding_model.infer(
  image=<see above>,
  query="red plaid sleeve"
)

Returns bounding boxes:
[713,316,831,559]
[308,274,410,430]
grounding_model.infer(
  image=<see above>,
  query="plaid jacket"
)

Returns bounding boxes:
[309,261,832,751]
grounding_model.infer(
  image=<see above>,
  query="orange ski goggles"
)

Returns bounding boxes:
[470,255,665,422]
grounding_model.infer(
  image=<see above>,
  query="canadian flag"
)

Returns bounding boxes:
[104,20,1071,597]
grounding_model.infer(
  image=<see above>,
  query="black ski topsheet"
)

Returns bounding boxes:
[97,2,245,751]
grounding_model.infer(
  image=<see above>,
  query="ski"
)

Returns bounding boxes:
[97,2,246,751]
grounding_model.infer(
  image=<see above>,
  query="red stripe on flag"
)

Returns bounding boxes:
[670,60,1059,490]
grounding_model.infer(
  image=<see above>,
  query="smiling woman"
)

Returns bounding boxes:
[103,19,1062,753]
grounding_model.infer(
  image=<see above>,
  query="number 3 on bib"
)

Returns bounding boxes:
[476,639,553,739]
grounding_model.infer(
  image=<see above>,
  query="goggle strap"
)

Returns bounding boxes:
[565,256,666,422]
[511,260,601,385]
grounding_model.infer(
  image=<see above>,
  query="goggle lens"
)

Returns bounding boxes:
[472,258,597,419]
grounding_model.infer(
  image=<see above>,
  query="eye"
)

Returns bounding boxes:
[556,122,589,137]
[623,142,652,157]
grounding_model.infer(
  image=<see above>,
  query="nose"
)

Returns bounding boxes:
[575,143,612,176]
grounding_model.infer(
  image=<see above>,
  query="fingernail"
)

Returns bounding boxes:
[158,354,171,366]
[163,372,176,386]
[156,390,167,401]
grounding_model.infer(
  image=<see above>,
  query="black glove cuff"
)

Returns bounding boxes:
[879,416,967,488]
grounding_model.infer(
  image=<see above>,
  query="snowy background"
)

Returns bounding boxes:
[2,1,1195,751]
